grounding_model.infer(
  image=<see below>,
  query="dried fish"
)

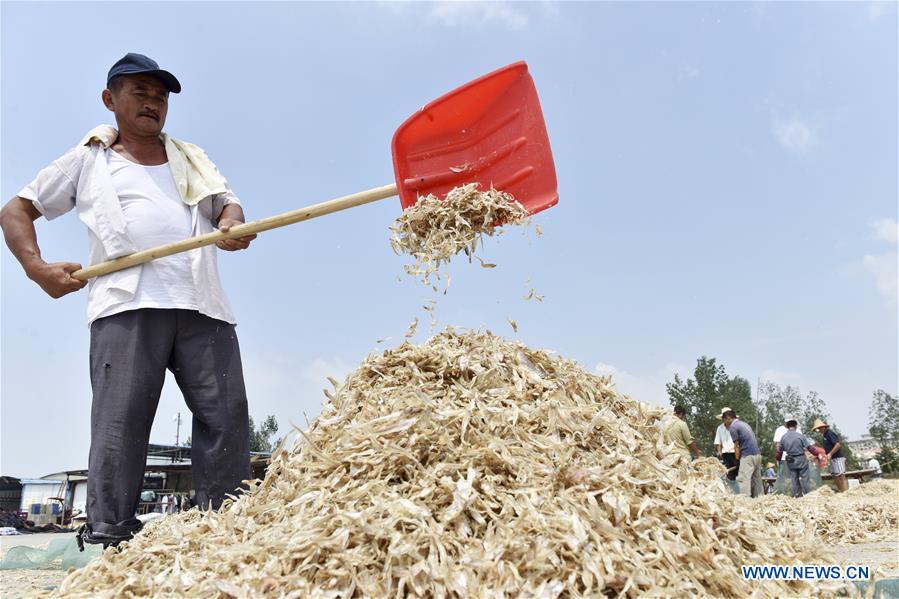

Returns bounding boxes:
[508,317,518,333]
[741,479,899,545]
[389,183,530,288]
[524,288,544,302]
[404,317,418,339]
[53,331,864,598]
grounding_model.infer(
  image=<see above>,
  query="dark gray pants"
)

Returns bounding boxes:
[786,454,812,497]
[87,308,250,541]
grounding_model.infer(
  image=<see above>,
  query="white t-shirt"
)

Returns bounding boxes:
[773,424,803,461]
[714,423,735,454]
[95,149,198,319]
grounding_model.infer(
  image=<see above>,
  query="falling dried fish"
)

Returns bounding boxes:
[404,317,419,339]
[389,183,530,288]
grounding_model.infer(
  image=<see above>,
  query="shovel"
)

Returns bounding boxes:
[73,61,558,281]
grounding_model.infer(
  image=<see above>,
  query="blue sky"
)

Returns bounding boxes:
[2,1,896,477]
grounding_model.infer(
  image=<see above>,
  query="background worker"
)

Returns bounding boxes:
[0,53,256,548]
[664,405,701,460]
[813,419,848,492]
[868,457,882,478]
[773,414,803,475]
[713,407,738,481]
[764,462,776,494]
[776,418,814,497]
[722,409,763,497]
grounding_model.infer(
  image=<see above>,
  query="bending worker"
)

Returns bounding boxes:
[0,53,256,548]
[664,405,701,460]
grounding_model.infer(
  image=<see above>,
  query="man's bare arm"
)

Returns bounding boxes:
[688,441,701,459]
[0,196,87,298]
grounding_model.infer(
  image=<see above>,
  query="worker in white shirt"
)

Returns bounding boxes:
[713,407,738,481]
[0,53,256,550]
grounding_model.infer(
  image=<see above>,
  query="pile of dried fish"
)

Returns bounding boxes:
[56,331,848,598]
[744,479,899,544]
[390,184,530,287]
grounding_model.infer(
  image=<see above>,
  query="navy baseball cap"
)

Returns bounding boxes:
[107,53,181,93]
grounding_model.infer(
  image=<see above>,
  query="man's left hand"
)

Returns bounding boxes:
[216,219,256,251]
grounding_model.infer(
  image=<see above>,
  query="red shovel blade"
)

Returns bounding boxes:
[391,61,558,215]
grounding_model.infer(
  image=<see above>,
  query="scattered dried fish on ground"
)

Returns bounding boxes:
[53,330,852,598]
[390,184,530,288]
[742,479,899,545]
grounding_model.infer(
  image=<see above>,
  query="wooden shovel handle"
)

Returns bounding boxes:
[72,183,398,281]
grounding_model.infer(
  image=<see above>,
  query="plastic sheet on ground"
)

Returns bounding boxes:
[0,538,101,571]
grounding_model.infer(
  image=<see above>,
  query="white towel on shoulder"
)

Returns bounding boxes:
[79,124,227,206]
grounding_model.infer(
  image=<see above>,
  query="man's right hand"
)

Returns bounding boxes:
[28,261,88,298]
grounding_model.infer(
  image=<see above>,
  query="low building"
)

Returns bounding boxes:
[2,444,271,525]
[846,435,883,461]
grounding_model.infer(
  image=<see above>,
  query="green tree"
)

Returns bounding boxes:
[868,389,899,474]
[875,445,899,475]
[178,416,279,453]
[666,357,758,456]
[868,389,899,448]
[249,414,280,453]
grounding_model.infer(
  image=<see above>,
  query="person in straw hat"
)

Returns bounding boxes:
[764,462,776,494]
[713,407,738,481]
[813,419,848,492]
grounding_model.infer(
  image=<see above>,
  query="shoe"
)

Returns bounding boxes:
[76,520,143,552]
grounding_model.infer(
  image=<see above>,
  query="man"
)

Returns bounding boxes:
[722,409,763,497]
[0,53,256,548]
[813,419,848,492]
[764,462,776,494]
[664,405,701,460]
[776,418,813,497]
[713,407,738,481]
[868,457,882,478]
[773,414,803,473]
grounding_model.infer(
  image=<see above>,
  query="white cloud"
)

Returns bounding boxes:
[862,218,898,304]
[871,218,899,244]
[677,64,701,80]
[772,117,817,153]
[428,1,529,30]
[594,361,689,407]
[863,253,898,303]
[866,1,889,22]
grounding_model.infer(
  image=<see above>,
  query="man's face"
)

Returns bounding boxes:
[103,74,169,136]
[723,415,734,428]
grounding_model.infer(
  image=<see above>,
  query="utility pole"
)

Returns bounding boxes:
[755,376,764,449]
[174,412,182,446]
